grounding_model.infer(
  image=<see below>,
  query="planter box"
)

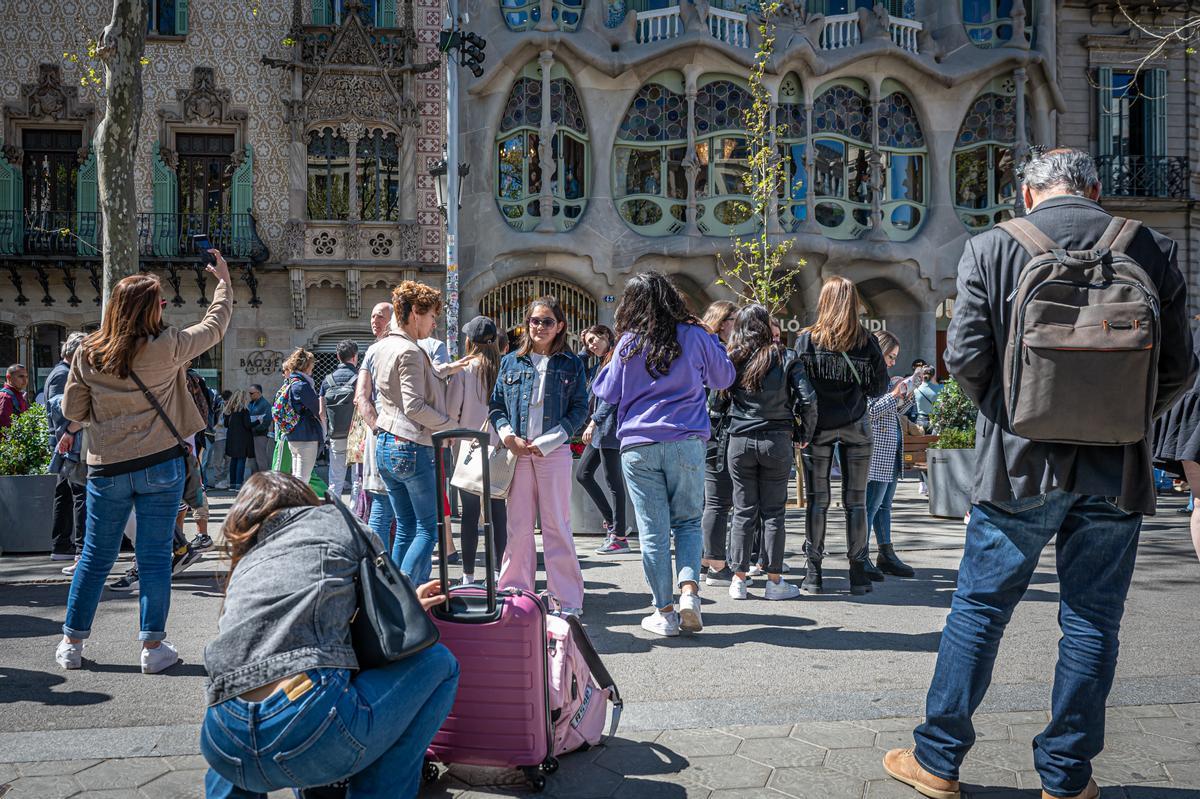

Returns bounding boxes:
[569,456,638,536]
[0,474,58,553]
[927,448,977,519]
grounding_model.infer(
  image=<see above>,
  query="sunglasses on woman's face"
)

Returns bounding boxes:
[528,316,558,329]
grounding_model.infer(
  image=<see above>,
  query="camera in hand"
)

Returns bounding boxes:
[192,234,216,266]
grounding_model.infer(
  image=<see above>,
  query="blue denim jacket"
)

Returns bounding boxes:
[489,350,588,441]
[588,374,620,450]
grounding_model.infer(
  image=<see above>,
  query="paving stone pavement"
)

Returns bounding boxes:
[2,704,1198,798]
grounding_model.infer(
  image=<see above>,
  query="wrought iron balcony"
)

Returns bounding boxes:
[0,210,269,307]
[1095,155,1191,200]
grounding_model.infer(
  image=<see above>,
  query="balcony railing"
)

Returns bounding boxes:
[817,12,920,54]
[635,5,682,43]
[889,16,920,53]
[0,210,268,261]
[1096,155,1191,200]
[707,6,748,48]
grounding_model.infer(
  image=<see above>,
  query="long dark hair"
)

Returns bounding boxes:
[582,324,616,367]
[727,304,786,392]
[516,296,569,357]
[222,472,319,579]
[614,272,699,377]
[465,337,500,399]
[83,273,165,378]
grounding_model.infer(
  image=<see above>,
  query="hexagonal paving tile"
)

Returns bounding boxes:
[736,737,826,769]
[850,717,926,734]
[957,760,1021,790]
[965,740,1036,773]
[720,725,795,741]
[70,791,133,799]
[606,730,663,747]
[1090,748,1169,785]
[768,765,867,799]
[75,758,172,791]
[1102,731,1200,763]
[865,779,932,798]
[15,760,101,777]
[1105,705,1177,719]
[1137,717,1200,744]
[1173,704,1200,720]
[678,755,772,791]
[611,775,713,798]
[3,774,83,799]
[824,746,890,782]
[708,789,792,799]
[1163,758,1200,785]
[873,729,918,752]
[790,722,876,750]
[445,763,530,788]
[594,742,689,779]
[536,761,624,799]
[657,730,742,758]
[136,768,206,798]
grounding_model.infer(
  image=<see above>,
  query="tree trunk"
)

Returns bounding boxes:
[97,0,148,307]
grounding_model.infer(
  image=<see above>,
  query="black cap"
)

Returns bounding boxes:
[462,315,498,344]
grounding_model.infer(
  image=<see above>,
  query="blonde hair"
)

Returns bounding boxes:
[804,276,867,353]
[282,348,314,375]
[701,300,737,336]
[224,389,249,415]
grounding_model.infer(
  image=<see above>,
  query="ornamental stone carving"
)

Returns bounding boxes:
[4,64,97,158]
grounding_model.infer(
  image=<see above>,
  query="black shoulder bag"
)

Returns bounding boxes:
[327,495,439,669]
[128,370,205,509]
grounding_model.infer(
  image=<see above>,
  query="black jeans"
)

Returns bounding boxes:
[51,473,87,556]
[575,445,627,535]
[802,417,873,564]
[702,442,734,561]
[458,490,508,576]
[728,430,793,574]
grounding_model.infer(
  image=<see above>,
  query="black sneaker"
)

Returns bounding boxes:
[435,552,461,566]
[172,545,203,575]
[190,534,214,552]
[704,566,734,586]
[109,567,139,592]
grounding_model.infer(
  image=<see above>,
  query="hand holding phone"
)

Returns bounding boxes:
[192,235,216,266]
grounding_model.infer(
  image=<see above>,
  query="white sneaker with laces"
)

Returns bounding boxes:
[55,639,82,670]
[764,579,802,601]
[640,609,680,637]
[728,576,748,600]
[461,574,476,586]
[678,593,702,632]
[61,558,80,576]
[141,641,179,674]
[747,564,765,578]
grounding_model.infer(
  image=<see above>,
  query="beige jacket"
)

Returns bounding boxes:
[63,283,233,465]
[446,359,499,446]
[374,329,452,446]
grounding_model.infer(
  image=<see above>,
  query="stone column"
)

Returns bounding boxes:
[1005,0,1029,50]
[342,120,365,222]
[867,83,888,241]
[683,66,701,237]
[535,50,557,233]
[802,94,819,234]
[1013,67,1029,217]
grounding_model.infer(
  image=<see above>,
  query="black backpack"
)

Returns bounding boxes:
[324,373,358,440]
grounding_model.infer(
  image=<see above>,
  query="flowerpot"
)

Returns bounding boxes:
[569,454,638,536]
[927,448,977,519]
[0,474,58,553]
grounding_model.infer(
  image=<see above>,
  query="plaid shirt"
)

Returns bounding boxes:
[868,390,914,482]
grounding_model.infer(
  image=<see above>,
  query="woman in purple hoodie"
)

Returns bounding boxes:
[593,273,735,637]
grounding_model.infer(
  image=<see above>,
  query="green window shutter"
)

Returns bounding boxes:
[312,0,331,25]
[0,146,22,255]
[75,146,99,256]
[1096,66,1115,158]
[152,148,179,256]
[1144,68,1167,158]
[379,0,396,27]
[175,0,188,34]
[230,145,254,257]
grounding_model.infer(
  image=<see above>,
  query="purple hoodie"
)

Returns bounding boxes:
[592,323,735,449]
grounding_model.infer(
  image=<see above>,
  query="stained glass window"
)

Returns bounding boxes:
[617,82,687,142]
[952,81,1031,232]
[501,0,584,31]
[810,83,873,239]
[614,73,690,236]
[963,0,1035,48]
[879,90,926,238]
[778,74,808,230]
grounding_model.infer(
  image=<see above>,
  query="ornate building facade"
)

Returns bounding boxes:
[457,0,1199,367]
[0,0,447,392]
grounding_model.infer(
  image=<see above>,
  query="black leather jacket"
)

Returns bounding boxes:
[726,349,819,446]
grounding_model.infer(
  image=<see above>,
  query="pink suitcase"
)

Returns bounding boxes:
[424,430,557,792]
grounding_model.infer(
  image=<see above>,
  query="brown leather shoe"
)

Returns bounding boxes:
[883,747,961,799]
[1042,778,1099,799]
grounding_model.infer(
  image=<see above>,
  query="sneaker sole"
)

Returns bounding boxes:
[142,653,180,674]
[765,591,801,600]
[56,657,81,670]
[800,583,823,595]
[883,762,960,799]
[728,589,748,600]
[705,576,732,586]
[679,608,702,632]
[850,584,872,595]
[641,623,680,637]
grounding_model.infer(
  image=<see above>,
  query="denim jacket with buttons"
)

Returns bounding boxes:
[203,504,377,706]
[489,350,589,441]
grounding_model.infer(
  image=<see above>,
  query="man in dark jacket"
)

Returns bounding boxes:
[883,148,1196,799]
[320,339,359,497]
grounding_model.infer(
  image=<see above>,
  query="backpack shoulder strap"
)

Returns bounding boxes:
[1094,216,1142,255]
[564,615,622,740]
[996,217,1061,258]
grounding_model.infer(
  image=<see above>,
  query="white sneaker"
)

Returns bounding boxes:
[728,576,748,600]
[61,558,80,576]
[461,574,476,586]
[764,579,802,601]
[678,593,702,632]
[55,639,82,670]
[141,641,179,674]
[747,564,765,578]
[640,609,680,637]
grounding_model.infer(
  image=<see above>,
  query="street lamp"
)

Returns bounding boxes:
[429,159,470,218]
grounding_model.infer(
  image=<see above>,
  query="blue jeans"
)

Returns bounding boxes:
[229,458,246,488]
[367,490,395,547]
[202,645,460,799]
[622,438,706,610]
[63,456,187,642]
[914,491,1142,797]
[374,433,438,585]
[865,478,898,549]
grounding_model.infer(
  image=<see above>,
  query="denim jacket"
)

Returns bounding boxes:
[489,350,588,441]
[588,372,620,450]
[203,504,377,706]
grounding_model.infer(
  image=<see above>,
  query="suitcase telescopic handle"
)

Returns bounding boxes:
[432,429,499,621]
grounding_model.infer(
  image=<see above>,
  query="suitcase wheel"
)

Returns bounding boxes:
[422,760,440,784]
[522,766,547,792]
[540,757,559,775]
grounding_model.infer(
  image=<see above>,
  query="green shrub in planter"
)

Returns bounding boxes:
[929,379,976,450]
[0,404,51,476]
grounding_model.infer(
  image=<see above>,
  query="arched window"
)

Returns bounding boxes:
[479,275,598,349]
[962,0,1034,48]
[811,80,873,240]
[613,71,689,237]
[778,73,807,231]
[952,78,1031,232]
[878,84,926,241]
[694,76,755,237]
[501,0,584,31]
[307,128,350,220]
[357,129,400,222]
[495,64,589,232]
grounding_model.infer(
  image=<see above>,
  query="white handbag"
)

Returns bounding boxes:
[451,425,517,500]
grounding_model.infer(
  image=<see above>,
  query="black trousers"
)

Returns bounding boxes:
[459,490,508,576]
[575,446,627,535]
[702,443,734,561]
[728,430,793,574]
[802,418,873,564]
[51,473,87,556]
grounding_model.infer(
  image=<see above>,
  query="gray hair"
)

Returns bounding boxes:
[1021,148,1100,196]
[61,332,86,362]
[5,363,26,377]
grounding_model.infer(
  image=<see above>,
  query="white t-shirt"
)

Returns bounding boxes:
[498,353,567,454]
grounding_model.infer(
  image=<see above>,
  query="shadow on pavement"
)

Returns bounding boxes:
[0,666,111,706]
[0,613,66,638]
[83,660,208,677]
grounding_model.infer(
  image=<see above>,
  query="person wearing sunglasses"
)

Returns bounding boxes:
[489,296,589,617]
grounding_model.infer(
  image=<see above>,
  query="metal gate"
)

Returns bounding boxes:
[478,275,598,349]
[312,332,377,387]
